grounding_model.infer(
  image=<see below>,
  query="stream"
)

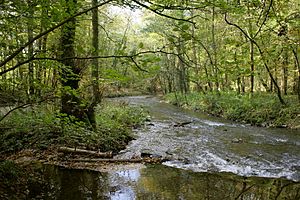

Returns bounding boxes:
[116,96,300,181]
[12,96,300,199]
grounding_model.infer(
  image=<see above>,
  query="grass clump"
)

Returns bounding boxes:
[164,92,300,128]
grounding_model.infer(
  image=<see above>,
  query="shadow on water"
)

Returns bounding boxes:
[24,164,300,200]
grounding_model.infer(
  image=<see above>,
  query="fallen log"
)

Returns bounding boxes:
[58,147,113,158]
[68,158,143,163]
[67,157,166,163]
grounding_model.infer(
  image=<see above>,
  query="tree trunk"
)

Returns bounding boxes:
[191,10,202,92]
[248,5,255,93]
[282,50,288,95]
[59,0,84,121]
[37,1,49,96]
[87,0,101,129]
[211,6,219,91]
[292,48,300,102]
[250,41,254,93]
[27,0,34,96]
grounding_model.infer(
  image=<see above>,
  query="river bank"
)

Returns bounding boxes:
[164,92,300,129]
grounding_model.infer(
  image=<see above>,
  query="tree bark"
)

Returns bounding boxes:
[250,41,254,93]
[59,0,84,120]
[87,0,101,129]
[282,48,288,95]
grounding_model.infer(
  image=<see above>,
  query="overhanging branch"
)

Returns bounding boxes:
[132,0,196,25]
[0,50,183,75]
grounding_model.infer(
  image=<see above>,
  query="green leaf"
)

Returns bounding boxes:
[138,42,144,49]
[181,24,189,31]
[168,37,175,43]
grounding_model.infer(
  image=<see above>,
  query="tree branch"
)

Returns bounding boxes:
[253,0,273,38]
[130,57,148,72]
[0,49,189,75]
[132,0,195,25]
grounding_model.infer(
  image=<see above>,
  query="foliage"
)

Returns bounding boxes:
[0,101,147,155]
[61,100,148,152]
[164,92,300,128]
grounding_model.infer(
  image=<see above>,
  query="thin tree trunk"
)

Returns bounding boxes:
[241,76,245,94]
[282,49,288,95]
[87,0,101,129]
[292,48,300,102]
[250,41,254,93]
[37,1,49,96]
[27,0,35,96]
[191,10,201,92]
[248,4,255,93]
[211,6,219,91]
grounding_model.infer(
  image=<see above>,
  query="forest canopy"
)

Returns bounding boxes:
[0,0,299,126]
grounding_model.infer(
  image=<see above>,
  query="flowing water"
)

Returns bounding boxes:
[6,96,300,199]
[116,96,300,182]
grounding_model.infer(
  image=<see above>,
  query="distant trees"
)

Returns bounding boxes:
[0,0,299,125]
[140,0,299,103]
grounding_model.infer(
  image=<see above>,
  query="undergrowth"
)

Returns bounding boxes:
[0,100,147,155]
[164,92,300,128]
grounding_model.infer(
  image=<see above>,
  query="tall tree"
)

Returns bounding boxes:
[59,0,83,120]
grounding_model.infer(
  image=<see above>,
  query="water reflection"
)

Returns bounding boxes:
[27,164,300,200]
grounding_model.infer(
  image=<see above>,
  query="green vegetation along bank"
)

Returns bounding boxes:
[0,100,148,157]
[164,92,300,129]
